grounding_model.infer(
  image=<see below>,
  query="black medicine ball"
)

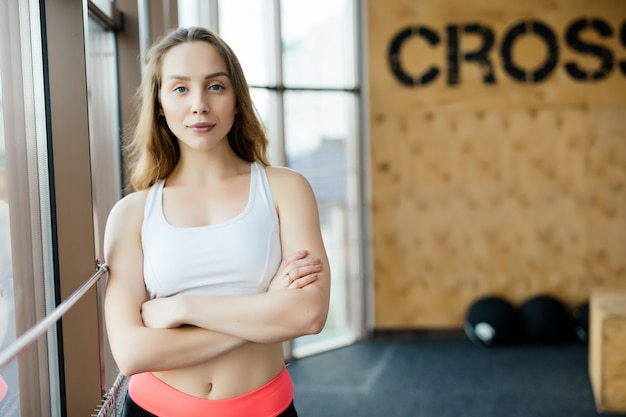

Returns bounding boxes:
[520,295,574,344]
[464,296,521,346]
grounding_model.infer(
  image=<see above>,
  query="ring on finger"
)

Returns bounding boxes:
[285,272,293,284]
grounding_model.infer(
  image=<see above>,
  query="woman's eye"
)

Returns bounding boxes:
[209,84,224,92]
[174,86,187,93]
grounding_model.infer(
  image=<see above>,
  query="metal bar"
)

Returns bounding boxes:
[271,0,286,167]
[248,84,361,94]
[137,0,151,75]
[0,263,109,372]
[209,0,219,33]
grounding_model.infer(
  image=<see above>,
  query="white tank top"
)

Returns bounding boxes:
[141,162,282,299]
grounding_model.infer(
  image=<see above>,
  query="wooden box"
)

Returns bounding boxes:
[589,290,626,413]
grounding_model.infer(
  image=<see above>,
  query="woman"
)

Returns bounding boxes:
[103,26,330,417]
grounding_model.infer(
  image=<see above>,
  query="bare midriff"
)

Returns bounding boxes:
[151,342,286,400]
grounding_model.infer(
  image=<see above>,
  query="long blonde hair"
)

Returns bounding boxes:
[126,26,270,191]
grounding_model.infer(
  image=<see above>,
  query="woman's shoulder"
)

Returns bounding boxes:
[114,188,150,210]
[106,189,150,227]
[264,165,309,186]
[103,189,152,252]
[264,166,315,201]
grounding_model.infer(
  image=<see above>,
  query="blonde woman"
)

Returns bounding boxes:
[103,26,330,417]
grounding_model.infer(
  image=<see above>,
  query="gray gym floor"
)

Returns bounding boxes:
[287,337,624,417]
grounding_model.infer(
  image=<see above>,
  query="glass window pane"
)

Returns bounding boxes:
[281,0,355,88]
[85,17,122,391]
[283,91,356,355]
[250,88,283,165]
[86,18,122,260]
[216,0,363,359]
[0,75,20,417]
[284,91,351,162]
[219,0,276,86]
[177,1,211,27]
[0,1,58,414]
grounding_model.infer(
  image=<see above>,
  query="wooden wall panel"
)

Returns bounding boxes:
[368,0,626,328]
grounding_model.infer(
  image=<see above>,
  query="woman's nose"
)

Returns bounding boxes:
[191,93,209,113]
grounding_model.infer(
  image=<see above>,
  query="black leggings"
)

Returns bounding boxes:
[122,393,299,417]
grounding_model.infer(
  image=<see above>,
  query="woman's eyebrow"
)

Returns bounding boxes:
[166,72,231,81]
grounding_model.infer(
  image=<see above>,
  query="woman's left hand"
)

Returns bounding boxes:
[268,249,322,292]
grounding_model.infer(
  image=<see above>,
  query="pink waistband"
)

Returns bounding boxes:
[128,366,293,417]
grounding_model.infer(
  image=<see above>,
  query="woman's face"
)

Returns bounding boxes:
[159,41,238,153]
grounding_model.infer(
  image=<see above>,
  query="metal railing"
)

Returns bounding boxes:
[92,370,125,417]
[0,262,109,372]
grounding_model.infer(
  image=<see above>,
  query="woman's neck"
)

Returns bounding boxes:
[168,147,249,186]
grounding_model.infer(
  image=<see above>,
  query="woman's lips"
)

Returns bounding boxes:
[188,123,214,133]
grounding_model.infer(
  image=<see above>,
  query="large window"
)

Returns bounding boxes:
[179,0,364,357]
[0,1,59,416]
[0,1,123,415]
[0,45,21,417]
[85,12,123,391]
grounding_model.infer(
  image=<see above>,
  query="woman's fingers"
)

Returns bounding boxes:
[286,273,319,289]
[284,261,321,287]
[277,251,308,278]
[269,249,323,291]
[268,250,312,291]
[284,260,322,285]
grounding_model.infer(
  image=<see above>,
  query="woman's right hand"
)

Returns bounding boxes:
[268,249,322,292]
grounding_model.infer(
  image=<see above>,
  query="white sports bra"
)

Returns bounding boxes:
[141,162,282,299]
